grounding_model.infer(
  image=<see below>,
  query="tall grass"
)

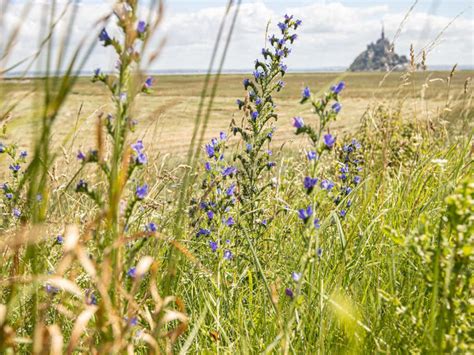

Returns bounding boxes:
[0,0,473,353]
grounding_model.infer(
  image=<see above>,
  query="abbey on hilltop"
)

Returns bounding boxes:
[349,25,408,72]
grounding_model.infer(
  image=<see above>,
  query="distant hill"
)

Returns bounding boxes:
[349,26,408,72]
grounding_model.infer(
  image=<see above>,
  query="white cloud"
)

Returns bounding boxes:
[1,0,472,74]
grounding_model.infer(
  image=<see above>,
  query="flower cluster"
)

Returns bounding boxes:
[232,15,301,203]
[190,133,236,260]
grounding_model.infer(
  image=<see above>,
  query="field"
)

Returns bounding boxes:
[0,5,473,354]
[2,71,471,157]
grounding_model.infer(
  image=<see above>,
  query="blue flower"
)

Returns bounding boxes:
[331,81,345,94]
[292,272,301,282]
[340,210,347,217]
[320,179,335,190]
[136,184,148,200]
[302,86,311,99]
[209,241,218,252]
[76,179,87,192]
[13,208,21,218]
[280,64,287,72]
[56,235,64,244]
[251,111,259,120]
[323,134,336,148]
[246,143,252,152]
[147,222,157,232]
[132,140,144,153]
[99,28,111,43]
[316,248,323,258]
[253,71,262,80]
[5,192,13,199]
[220,131,227,140]
[243,78,250,89]
[77,151,85,160]
[136,152,147,165]
[224,217,235,226]
[223,250,233,260]
[94,68,101,77]
[226,184,236,197]
[204,162,211,171]
[314,218,321,229]
[197,228,211,237]
[144,76,153,88]
[293,116,304,129]
[277,80,285,88]
[298,205,313,223]
[222,166,237,177]
[20,150,27,158]
[9,164,20,172]
[285,288,294,298]
[205,144,215,158]
[277,22,288,32]
[304,177,318,192]
[332,102,342,113]
[295,19,302,27]
[137,20,147,34]
[207,210,214,220]
[127,267,136,278]
[289,34,298,43]
[255,98,262,106]
[307,151,317,161]
[353,176,361,185]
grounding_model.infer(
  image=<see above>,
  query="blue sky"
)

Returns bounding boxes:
[2,0,473,72]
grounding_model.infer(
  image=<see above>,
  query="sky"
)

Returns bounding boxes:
[1,0,473,73]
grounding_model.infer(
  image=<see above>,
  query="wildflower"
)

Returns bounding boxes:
[298,205,313,223]
[340,210,347,217]
[197,228,210,237]
[56,235,64,244]
[222,166,237,177]
[285,288,294,298]
[251,111,259,120]
[5,192,13,199]
[226,184,236,197]
[119,92,127,102]
[255,97,262,106]
[277,22,288,32]
[224,217,235,226]
[220,131,227,140]
[323,134,336,148]
[137,20,147,34]
[209,241,218,252]
[314,218,321,229]
[205,144,215,158]
[223,250,233,260]
[236,99,245,109]
[253,70,262,80]
[147,222,157,232]
[77,151,86,160]
[207,210,214,220]
[331,81,345,94]
[289,34,298,43]
[127,267,137,278]
[293,116,304,129]
[136,184,148,200]
[304,177,318,193]
[93,68,101,77]
[20,151,27,158]
[353,176,361,185]
[302,86,311,99]
[307,151,317,161]
[204,162,211,171]
[267,161,276,168]
[13,208,21,218]
[45,284,59,294]
[99,28,111,44]
[76,179,87,192]
[243,78,250,89]
[280,64,287,73]
[316,247,323,258]
[136,152,147,165]
[246,143,252,153]
[295,19,302,28]
[320,179,334,190]
[332,102,342,113]
[9,164,20,172]
[292,272,301,282]
[144,76,153,89]
[277,80,285,89]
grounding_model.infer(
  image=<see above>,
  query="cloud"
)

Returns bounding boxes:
[1,0,472,74]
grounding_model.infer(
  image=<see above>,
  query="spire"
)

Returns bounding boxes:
[381,21,385,40]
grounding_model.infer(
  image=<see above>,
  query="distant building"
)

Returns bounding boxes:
[349,26,408,72]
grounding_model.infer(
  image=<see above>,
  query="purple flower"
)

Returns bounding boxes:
[147,222,157,232]
[205,144,215,158]
[255,97,262,106]
[243,78,250,89]
[94,68,101,77]
[136,184,148,200]
[132,140,144,153]
[99,28,111,43]
[307,151,317,161]
[332,102,342,113]
[207,210,214,220]
[127,267,136,278]
[253,71,262,80]
[292,272,301,282]
[285,288,294,298]
[220,131,227,140]
[137,20,147,34]
[298,205,313,223]
[302,86,311,99]
[340,210,347,217]
[20,151,27,158]
[226,184,236,197]
[5,192,13,199]
[222,166,237,177]
[246,143,252,153]
[56,235,64,244]
[323,134,336,148]
[77,151,86,160]
[293,116,304,129]
[204,162,211,171]
[144,76,153,89]
[304,177,318,191]
[320,179,334,190]
[251,111,259,120]
[331,81,345,94]
[136,152,147,165]
[277,80,285,88]
[209,241,218,252]
[278,22,288,32]
[223,250,233,260]
[317,248,323,258]
[45,284,59,294]
[224,217,235,226]
[9,164,20,172]
[353,176,361,185]
[197,228,210,237]
[13,208,21,218]
[76,179,87,192]
[289,34,298,43]
[314,218,321,229]
[280,64,287,72]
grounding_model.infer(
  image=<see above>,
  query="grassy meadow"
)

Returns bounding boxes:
[0,3,473,354]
